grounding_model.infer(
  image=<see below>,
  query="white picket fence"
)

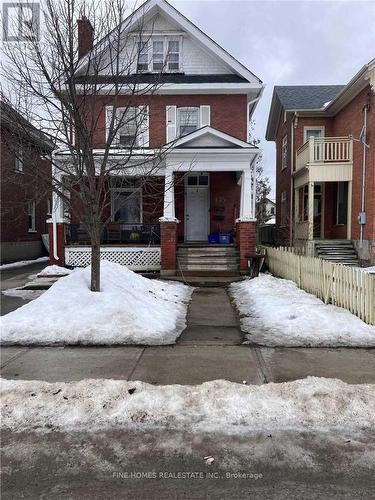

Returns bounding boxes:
[265,247,375,325]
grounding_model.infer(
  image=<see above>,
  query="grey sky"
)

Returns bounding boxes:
[170,0,375,198]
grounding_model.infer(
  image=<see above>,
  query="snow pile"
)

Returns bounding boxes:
[0,257,48,270]
[37,265,75,277]
[230,274,375,347]
[1,377,374,434]
[0,261,193,345]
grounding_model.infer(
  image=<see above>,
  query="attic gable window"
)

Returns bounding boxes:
[167,40,179,71]
[137,41,149,71]
[152,40,164,71]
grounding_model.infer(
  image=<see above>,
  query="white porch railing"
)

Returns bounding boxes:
[295,136,353,172]
[65,246,161,271]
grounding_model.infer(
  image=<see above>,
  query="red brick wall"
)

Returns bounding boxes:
[236,221,256,270]
[0,127,51,244]
[88,94,248,148]
[160,221,178,272]
[333,85,374,241]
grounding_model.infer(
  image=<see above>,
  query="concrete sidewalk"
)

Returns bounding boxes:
[2,286,375,385]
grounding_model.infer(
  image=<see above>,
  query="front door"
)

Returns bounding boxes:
[185,173,209,241]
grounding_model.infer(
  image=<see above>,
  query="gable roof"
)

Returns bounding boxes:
[274,85,344,110]
[77,0,263,87]
[173,126,258,149]
[266,58,375,141]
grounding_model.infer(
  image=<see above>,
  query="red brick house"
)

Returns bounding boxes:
[0,101,52,264]
[50,0,263,274]
[266,59,375,265]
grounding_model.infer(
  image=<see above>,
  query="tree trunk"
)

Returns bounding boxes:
[90,230,101,292]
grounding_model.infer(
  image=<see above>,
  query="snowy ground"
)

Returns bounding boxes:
[230,274,375,347]
[1,288,45,300]
[37,265,75,277]
[0,256,49,270]
[1,376,374,434]
[0,261,193,345]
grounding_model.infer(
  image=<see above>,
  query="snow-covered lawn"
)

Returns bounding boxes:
[0,261,193,346]
[1,377,374,434]
[230,274,375,347]
[0,256,49,270]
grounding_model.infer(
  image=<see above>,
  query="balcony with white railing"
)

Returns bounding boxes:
[295,136,353,173]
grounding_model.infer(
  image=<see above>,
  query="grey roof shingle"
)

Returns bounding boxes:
[275,85,345,110]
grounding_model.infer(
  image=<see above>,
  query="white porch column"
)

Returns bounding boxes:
[161,168,176,221]
[239,170,254,220]
[308,181,314,240]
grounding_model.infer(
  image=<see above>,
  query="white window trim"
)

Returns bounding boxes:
[303,126,325,143]
[110,187,143,224]
[281,135,288,170]
[27,200,36,232]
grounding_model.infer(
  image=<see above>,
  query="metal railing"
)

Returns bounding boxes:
[67,223,161,246]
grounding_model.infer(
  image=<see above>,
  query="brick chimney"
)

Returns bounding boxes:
[77,17,94,59]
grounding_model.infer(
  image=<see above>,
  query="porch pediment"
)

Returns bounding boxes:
[173,126,255,150]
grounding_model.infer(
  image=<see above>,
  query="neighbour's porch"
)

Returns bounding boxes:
[294,136,353,243]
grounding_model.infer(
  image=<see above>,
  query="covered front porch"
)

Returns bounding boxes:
[50,127,259,274]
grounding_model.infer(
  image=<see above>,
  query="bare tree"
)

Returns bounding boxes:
[2,0,183,291]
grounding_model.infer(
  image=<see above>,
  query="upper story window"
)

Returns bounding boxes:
[137,41,149,72]
[152,40,164,71]
[303,126,324,143]
[107,106,149,148]
[177,107,199,137]
[15,144,24,173]
[281,135,288,170]
[167,40,179,71]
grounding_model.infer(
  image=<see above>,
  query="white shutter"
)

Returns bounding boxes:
[166,105,177,143]
[138,105,149,147]
[200,105,210,127]
[106,106,114,142]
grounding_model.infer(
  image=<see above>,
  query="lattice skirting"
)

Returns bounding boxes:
[65,246,161,271]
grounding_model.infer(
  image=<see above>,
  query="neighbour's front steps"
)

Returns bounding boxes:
[315,240,359,266]
[176,244,240,276]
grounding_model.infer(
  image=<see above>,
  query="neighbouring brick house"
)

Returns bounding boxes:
[0,101,52,264]
[266,59,375,265]
[51,0,263,274]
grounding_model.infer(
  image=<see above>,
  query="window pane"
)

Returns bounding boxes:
[168,41,179,52]
[178,107,198,136]
[153,41,164,71]
[199,175,208,186]
[137,42,148,70]
[113,191,141,223]
[117,108,137,146]
[187,176,197,186]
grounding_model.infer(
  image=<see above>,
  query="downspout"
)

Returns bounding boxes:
[52,216,59,261]
[289,112,297,245]
[359,104,368,248]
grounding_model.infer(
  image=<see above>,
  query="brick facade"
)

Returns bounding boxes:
[160,221,178,274]
[236,221,256,271]
[0,126,51,263]
[88,94,248,148]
